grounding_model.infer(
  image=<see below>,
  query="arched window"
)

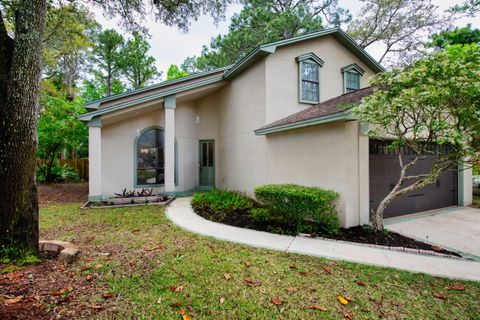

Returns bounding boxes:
[136,128,165,186]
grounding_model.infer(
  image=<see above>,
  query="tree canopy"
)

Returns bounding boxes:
[181,0,350,72]
[353,43,480,230]
[429,24,480,49]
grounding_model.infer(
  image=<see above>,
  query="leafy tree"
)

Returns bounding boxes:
[0,0,231,258]
[448,0,480,17]
[90,28,125,96]
[347,0,449,66]
[167,64,189,80]
[81,77,125,102]
[353,44,480,231]
[429,24,480,49]
[43,3,99,99]
[37,94,88,183]
[120,32,160,89]
[182,0,350,71]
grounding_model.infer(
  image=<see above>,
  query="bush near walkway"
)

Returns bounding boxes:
[254,184,340,235]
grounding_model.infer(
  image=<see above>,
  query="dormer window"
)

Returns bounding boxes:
[296,53,324,104]
[341,64,365,94]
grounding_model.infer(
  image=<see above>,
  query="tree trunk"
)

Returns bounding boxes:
[0,0,47,256]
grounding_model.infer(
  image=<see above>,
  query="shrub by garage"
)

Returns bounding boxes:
[253,184,340,235]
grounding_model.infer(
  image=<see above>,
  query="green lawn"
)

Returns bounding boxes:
[38,203,479,319]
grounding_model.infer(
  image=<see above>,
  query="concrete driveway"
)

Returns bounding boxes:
[386,206,480,259]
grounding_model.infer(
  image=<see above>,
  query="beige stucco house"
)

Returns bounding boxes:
[79,28,472,227]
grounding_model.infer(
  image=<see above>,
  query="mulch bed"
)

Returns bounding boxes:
[38,182,88,205]
[193,207,461,257]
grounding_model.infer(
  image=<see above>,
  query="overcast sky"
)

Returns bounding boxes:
[92,0,479,78]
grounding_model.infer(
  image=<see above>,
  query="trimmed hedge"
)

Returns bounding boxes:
[254,184,340,235]
[191,189,254,222]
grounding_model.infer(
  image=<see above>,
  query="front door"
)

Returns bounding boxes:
[199,140,215,186]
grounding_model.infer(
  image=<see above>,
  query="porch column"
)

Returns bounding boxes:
[164,95,176,194]
[88,118,102,201]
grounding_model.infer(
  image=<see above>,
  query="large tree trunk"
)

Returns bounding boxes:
[0,0,47,255]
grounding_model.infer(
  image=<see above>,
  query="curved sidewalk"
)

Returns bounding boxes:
[166,197,480,282]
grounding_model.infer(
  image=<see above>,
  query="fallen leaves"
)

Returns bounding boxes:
[244,261,252,267]
[337,295,349,305]
[145,243,166,251]
[433,292,447,300]
[169,285,184,292]
[448,284,465,291]
[3,295,23,304]
[170,302,182,307]
[101,292,116,299]
[306,305,328,311]
[289,264,299,269]
[271,297,282,305]
[355,280,366,287]
[85,274,94,281]
[343,311,354,319]
[243,277,262,286]
[286,287,298,292]
[322,265,333,274]
[220,297,225,304]
[223,273,231,280]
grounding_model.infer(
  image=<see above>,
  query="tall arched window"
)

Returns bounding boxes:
[136,128,165,186]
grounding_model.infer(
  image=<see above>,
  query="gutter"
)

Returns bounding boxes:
[254,109,357,136]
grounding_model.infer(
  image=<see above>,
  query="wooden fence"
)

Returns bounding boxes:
[37,158,89,181]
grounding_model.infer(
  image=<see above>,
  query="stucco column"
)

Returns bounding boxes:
[458,163,473,206]
[88,118,102,201]
[164,95,176,194]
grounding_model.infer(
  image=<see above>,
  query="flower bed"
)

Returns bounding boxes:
[191,187,462,258]
[81,188,174,209]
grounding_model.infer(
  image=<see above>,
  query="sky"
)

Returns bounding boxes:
[92,0,479,77]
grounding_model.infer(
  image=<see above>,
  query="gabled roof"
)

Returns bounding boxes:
[224,27,384,79]
[79,27,383,122]
[83,65,232,110]
[254,87,374,135]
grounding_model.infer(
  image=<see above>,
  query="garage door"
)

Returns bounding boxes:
[369,140,457,219]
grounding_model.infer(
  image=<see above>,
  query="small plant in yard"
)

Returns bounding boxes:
[254,184,340,235]
[191,189,254,221]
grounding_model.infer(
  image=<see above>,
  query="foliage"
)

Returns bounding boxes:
[191,190,254,221]
[429,24,480,49]
[36,163,80,184]
[0,246,40,265]
[347,0,450,66]
[81,77,125,102]
[43,2,99,99]
[182,0,350,71]
[166,64,190,80]
[120,32,160,89]
[90,28,125,96]
[37,94,87,183]
[448,0,480,17]
[254,184,340,235]
[353,44,480,230]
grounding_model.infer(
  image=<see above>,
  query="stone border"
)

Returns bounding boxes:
[80,196,175,210]
[40,240,79,264]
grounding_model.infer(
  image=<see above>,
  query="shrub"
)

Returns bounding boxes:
[249,208,270,223]
[254,184,340,235]
[191,189,254,221]
[36,163,79,184]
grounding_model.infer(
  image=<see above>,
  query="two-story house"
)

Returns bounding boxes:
[79,27,472,227]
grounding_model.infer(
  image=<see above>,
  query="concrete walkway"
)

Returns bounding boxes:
[166,197,480,282]
[386,206,480,260]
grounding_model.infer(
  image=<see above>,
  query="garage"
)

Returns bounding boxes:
[369,140,457,219]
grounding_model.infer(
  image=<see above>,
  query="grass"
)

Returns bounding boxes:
[38,203,480,319]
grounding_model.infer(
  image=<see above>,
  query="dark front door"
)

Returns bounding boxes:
[199,140,215,186]
[369,140,457,218]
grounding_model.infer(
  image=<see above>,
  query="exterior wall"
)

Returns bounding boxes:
[214,59,268,193]
[263,121,368,227]
[265,35,376,123]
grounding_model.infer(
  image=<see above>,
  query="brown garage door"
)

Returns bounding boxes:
[369,140,457,219]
